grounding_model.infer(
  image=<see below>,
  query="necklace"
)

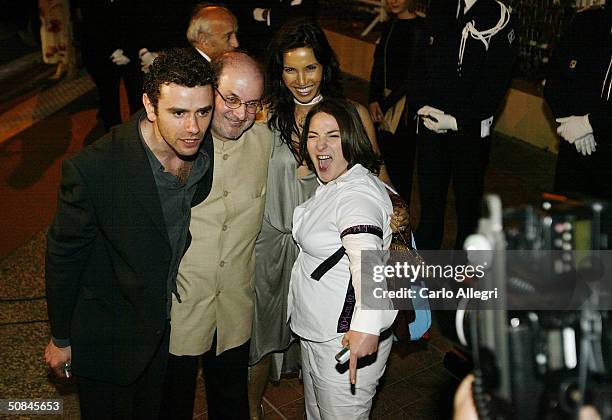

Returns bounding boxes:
[293,94,323,106]
[294,94,323,129]
[296,112,306,129]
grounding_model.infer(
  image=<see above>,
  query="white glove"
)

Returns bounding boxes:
[253,8,269,23]
[574,134,597,156]
[556,115,592,143]
[417,105,458,133]
[110,49,130,66]
[139,48,159,73]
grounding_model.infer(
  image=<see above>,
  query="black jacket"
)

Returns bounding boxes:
[230,0,318,55]
[544,6,612,142]
[412,0,518,131]
[74,0,191,60]
[369,16,427,113]
[267,0,317,31]
[120,0,192,60]
[45,111,214,385]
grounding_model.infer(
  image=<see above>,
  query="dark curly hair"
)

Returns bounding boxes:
[143,48,215,112]
[265,18,342,163]
[300,97,381,176]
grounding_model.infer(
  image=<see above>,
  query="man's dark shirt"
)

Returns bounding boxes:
[139,119,209,316]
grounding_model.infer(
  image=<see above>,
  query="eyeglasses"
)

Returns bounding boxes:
[215,88,262,114]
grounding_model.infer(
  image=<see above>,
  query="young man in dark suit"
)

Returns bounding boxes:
[44,48,215,419]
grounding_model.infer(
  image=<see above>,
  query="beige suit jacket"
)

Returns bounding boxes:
[170,122,273,355]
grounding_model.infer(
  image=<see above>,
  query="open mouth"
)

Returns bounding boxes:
[317,155,331,171]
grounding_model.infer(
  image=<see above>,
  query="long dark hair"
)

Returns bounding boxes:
[300,97,382,176]
[265,18,342,163]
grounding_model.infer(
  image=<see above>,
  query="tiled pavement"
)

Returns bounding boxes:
[186,330,458,420]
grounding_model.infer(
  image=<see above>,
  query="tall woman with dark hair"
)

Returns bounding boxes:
[368,0,425,204]
[291,97,397,418]
[265,19,344,163]
[247,19,392,419]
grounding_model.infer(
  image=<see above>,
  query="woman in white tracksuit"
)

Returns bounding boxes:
[289,97,398,419]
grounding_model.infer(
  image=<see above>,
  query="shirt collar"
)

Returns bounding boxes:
[316,164,368,188]
[195,47,211,62]
[139,114,208,178]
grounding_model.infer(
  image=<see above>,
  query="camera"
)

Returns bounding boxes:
[456,194,612,419]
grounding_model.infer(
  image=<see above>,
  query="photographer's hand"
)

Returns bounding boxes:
[579,406,601,420]
[453,374,478,420]
[452,373,601,419]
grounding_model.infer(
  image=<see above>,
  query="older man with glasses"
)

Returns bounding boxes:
[159,51,271,420]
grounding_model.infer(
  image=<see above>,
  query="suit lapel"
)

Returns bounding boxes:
[114,111,170,244]
[192,130,215,206]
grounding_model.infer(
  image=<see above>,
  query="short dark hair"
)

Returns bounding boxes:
[143,48,215,111]
[266,19,342,163]
[300,97,382,175]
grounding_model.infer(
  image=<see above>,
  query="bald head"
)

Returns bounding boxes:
[215,51,263,84]
[187,5,239,59]
[212,52,264,141]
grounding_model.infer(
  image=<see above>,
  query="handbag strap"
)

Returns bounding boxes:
[384,184,416,250]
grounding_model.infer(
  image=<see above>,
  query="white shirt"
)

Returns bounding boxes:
[289,164,397,342]
[195,47,211,62]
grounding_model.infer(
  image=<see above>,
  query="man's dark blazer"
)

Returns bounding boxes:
[230,0,318,58]
[46,110,214,385]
